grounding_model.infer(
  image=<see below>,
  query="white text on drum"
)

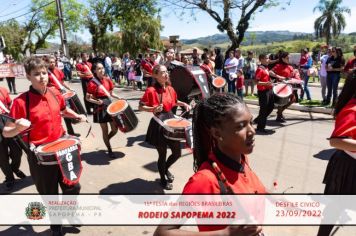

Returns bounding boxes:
[56,145,79,180]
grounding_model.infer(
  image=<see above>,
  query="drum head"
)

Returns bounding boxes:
[63,91,76,99]
[212,77,226,88]
[273,84,292,98]
[164,118,192,129]
[107,100,128,115]
[37,138,79,154]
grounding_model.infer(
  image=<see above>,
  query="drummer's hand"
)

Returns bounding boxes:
[15,118,31,133]
[183,103,191,111]
[153,104,163,114]
[98,100,104,105]
[223,225,262,236]
[77,114,87,123]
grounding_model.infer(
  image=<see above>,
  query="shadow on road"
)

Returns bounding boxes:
[0,225,46,236]
[126,134,155,149]
[81,150,125,166]
[99,178,164,194]
[313,148,336,161]
[0,176,33,194]
[143,161,158,173]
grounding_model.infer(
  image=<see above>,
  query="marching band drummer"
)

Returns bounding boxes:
[139,65,191,190]
[2,57,87,236]
[254,54,275,134]
[269,51,300,122]
[0,86,25,191]
[86,62,121,159]
[46,55,80,137]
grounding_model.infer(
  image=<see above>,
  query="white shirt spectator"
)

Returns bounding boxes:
[224,57,239,74]
[320,54,329,77]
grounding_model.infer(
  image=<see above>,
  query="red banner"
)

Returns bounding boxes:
[0,64,26,78]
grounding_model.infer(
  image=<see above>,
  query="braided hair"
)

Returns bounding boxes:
[192,93,246,172]
[334,72,356,117]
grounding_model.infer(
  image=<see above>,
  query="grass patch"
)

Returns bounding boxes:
[244,94,258,100]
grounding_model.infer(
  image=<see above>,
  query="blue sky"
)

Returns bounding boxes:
[0,0,355,40]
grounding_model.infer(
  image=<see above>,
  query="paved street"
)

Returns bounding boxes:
[0,78,354,236]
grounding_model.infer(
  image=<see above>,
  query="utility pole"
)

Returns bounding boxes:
[55,0,68,57]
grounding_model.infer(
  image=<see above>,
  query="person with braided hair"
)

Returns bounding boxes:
[317,72,356,236]
[154,93,265,235]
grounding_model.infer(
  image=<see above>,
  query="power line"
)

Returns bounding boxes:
[0,0,28,15]
[0,4,32,18]
[0,1,55,24]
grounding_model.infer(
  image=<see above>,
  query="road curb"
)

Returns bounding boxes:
[244,99,333,115]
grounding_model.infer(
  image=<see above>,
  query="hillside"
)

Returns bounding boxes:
[180,31,312,48]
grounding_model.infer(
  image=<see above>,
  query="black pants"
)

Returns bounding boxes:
[6,77,16,93]
[155,140,181,182]
[255,89,274,130]
[81,79,92,114]
[64,118,75,135]
[0,137,23,181]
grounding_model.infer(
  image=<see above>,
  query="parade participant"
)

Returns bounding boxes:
[3,54,17,94]
[86,62,121,158]
[269,51,298,122]
[224,50,239,93]
[2,57,87,236]
[200,53,215,91]
[0,86,25,190]
[317,73,356,236]
[192,48,201,66]
[254,54,275,134]
[76,52,94,114]
[46,56,80,137]
[139,65,191,190]
[325,47,344,107]
[154,93,265,235]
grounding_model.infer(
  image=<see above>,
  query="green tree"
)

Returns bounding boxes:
[23,0,85,54]
[313,0,351,46]
[0,20,27,60]
[163,0,290,56]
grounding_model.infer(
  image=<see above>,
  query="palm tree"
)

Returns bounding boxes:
[313,0,351,45]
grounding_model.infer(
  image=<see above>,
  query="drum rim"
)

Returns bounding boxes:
[163,118,192,129]
[63,90,76,98]
[163,133,186,141]
[36,138,80,155]
[107,99,128,115]
[273,83,292,98]
[212,77,226,88]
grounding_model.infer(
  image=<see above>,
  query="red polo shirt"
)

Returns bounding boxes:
[272,63,294,80]
[331,98,356,141]
[344,57,356,73]
[255,65,272,91]
[183,151,266,232]
[9,87,66,146]
[76,61,93,80]
[87,77,114,98]
[140,85,177,112]
[48,67,65,91]
[0,87,11,113]
[141,59,155,76]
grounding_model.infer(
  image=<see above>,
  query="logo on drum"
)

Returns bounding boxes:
[25,202,46,220]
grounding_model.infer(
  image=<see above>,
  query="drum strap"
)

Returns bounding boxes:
[49,70,66,92]
[92,78,112,99]
[208,159,232,194]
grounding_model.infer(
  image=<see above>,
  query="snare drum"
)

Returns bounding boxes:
[212,76,226,89]
[62,91,87,123]
[273,83,292,107]
[35,137,82,185]
[163,118,192,141]
[107,100,138,133]
[286,78,303,90]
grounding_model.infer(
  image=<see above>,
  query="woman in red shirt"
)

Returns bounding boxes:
[86,62,121,158]
[269,51,299,122]
[317,73,356,236]
[139,65,191,190]
[154,93,265,235]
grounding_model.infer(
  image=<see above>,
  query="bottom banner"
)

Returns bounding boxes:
[1,195,356,225]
